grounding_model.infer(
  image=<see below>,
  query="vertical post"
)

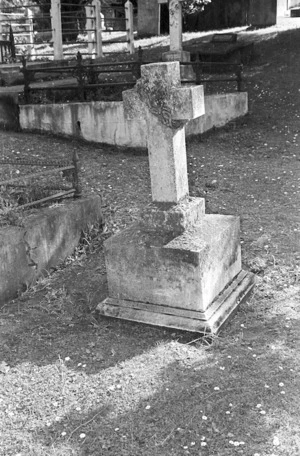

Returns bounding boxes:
[76,51,85,101]
[85,3,94,58]
[125,0,134,55]
[51,0,63,60]
[93,0,103,58]
[237,64,243,92]
[0,1,4,41]
[72,150,82,197]
[27,9,36,61]
[9,26,16,61]
[22,56,30,104]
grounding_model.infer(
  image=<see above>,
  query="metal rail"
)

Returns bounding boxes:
[0,151,81,212]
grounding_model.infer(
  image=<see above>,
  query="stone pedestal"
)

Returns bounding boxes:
[98,198,254,333]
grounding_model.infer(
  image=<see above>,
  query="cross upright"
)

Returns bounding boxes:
[123,61,204,203]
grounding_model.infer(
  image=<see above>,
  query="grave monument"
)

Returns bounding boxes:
[160,0,190,62]
[97,61,255,333]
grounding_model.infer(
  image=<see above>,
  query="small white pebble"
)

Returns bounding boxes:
[279,382,284,387]
[201,442,207,447]
[227,355,232,358]
[202,415,208,420]
[226,411,231,415]
[82,364,86,368]
[260,410,266,415]
[273,436,280,446]
[201,436,206,441]
[219,366,225,370]
[229,403,233,407]
[265,384,270,388]
[280,391,285,395]
[214,387,220,391]
[183,446,188,449]
[61,431,66,437]
[79,433,86,439]
[76,407,81,411]
[65,357,70,361]
[279,366,283,370]
[115,428,119,431]
[77,363,82,367]
[145,405,151,410]
[248,347,253,350]
[190,442,195,446]
[253,354,257,358]
[256,404,262,408]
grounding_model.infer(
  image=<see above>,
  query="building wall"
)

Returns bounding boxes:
[137,0,159,36]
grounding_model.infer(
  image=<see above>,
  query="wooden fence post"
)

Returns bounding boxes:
[125,0,134,55]
[50,0,63,60]
[93,0,103,59]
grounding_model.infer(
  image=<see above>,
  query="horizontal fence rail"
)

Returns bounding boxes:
[21,50,143,103]
[181,60,243,92]
[0,151,81,213]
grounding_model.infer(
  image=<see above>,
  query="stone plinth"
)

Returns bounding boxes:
[98,198,254,333]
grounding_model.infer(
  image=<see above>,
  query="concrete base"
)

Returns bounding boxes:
[97,197,255,333]
[162,50,191,62]
[0,195,102,305]
[98,270,254,334]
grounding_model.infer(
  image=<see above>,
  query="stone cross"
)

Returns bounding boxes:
[123,62,204,204]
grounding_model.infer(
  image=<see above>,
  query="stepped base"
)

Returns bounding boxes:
[97,270,255,334]
[97,198,255,334]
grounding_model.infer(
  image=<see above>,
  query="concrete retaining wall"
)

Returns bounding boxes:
[0,195,102,304]
[19,92,248,147]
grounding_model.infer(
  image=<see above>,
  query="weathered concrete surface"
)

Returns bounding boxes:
[0,94,20,131]
[98,197,255,333]
[20,101,147,148]
[19,92,248,147]
[103,211,241,313]
[123,62,205,203]
[0,195,102,305]
[186,93,248,136]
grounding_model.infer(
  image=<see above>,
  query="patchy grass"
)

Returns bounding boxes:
[1,22,300,456]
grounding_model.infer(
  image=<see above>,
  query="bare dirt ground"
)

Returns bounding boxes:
[0,23,300,456]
